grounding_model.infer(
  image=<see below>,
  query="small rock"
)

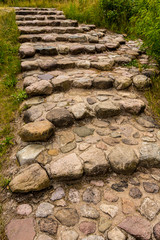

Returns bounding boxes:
[5,218,35,240]
[60,141,77,153]
[26,80,53,96]
[39,218,58,235]
[68,188,80,203]
[104,190,119,202]
[80,205,100,219]
[118,216,152,240]
[143,182,159,193]
[48,149,59,156]
[17,204,32,216]
[133,75,151,89]
[74,126,94,137]
[79,143,91,151]
[19,121,54,142]
[96,141,108,150]
[82,235,104,240]
[98,216,112,233]
[129,187,142,199]
[16,144,45,165]
[83,187,101,204]
[35,234,53,240]
[111,181,128,192]
[87,97,97,105]
[71,103,88,119]
[100,204,118,218]
[153,222,160,240]
[108,227,126,240]
[122,198,135,215]
[103,137,119,146]
[60,229,79,240]
[50,187,65,201]
[114,76,132,90]
[122,138,138,145]
[140,197,160,220]
[79,221,96,235]
[90,180,104,187]
[36,202,54,218]
[129,177,140,186]
[55,208,79,226]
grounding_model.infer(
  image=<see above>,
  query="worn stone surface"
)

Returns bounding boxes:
[143,182,159,193]
[98,216,112,233]
[83,187,101,204]
[69,188,80,203]
[108,227,126,240]
[46,153,83,179]
[51,187,65,201]
[36,202,54,217]
[55,208,79,226]
[79,221,96,235]
[60,229,79,240]
[108,145,139,174]
[17,204,32,216]
[80,147,109,175]
[100,203,118,218]
[140,197,160,220]
[129,187,142,199]
[118,216,152,240]
[9,163,50,192]
[95,101,121,118]
[6,218,35,240]
[16,144,45,165]
[26,80,53,96]
[80,205,100,219]
[74,126,94,137]
[19,121,54,142]
[39,218,58,235]
[153,222,160,240]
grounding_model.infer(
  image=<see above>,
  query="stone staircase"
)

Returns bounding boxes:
[4,7,160,240]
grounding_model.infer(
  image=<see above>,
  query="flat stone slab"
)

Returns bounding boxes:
[6,218,35,240]
[16,144,45,165]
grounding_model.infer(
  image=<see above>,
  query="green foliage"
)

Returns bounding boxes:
[11,90,28,103]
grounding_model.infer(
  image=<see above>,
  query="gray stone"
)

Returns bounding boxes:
[82,235,104,240]
[17,204,32,216]
[60,229,79,240]
[83,187,101,204]
[60,141,77,153]
[23,76,37,88]
[50,187,65,201]
[114,76,132,90]
[55,208,79,226]
[36,202,54,218]
[93,76,113,89]
[39,218,58,235]
[23,105,43,123]
[108,145,139,174]
[16,144,45,165]
[95,101,121,118]
[71,103,88,120]
[74,126,94,137]
[140,197,160,220]
[80,147,109,175]
[26,80,53,96]
[68,189,80,203]
[120,99,145,114]
[46,108,74,127]
[80,205,100,219]
[91,60,114,71]
[51,75,72,91]
[46,153,83,180]
[139,142,160,168]
[129,187,142,199]
[100,204,118,218]
[133,75,151,89]
[143,182,159,193]
[76,61,91,69]
[38,73,54,80]
[108,227,126,240]
[9,163,50,193]
[35,234,53,240]
[73,77,92,88]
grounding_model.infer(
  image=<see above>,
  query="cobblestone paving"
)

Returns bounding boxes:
[2,7,160,240]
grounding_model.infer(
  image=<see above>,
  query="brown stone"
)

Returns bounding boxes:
[153,222,160,240]
[118,216,152,240]
[104,190,119,202]
[39,218,58,235]
[6,218,35,240]
[19,120,54,142]
[129,187,142,199]
[55,208,79,226]
[79,221,96,235]
[122,198,135,215]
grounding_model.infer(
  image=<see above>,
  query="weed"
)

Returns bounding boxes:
[11,90,28,103]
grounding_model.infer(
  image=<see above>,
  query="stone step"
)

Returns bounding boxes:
[22,68,152,92]
[16,15,66,21]
[18,32,101,43]
[18,26,92,35]
[9,111,160,192]
[15,7,57,11]
[20,88,146,129]
[15,10,64,15]
[17,20,78,27]
[19,41,122,58]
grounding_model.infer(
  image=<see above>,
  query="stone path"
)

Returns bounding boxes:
[2,7,160,240]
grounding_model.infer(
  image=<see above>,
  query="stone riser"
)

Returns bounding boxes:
[17,20,78,27]
[16,15,66,20]
[15,10,63,15]
[18,26,91,35]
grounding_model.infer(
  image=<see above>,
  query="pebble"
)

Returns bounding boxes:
[79,221,96,235]
[17,204,32,216]
[83,188,101,204]
[50,187,65,201]
[143,182,159,193]
[68,188,80,203]
[39,218,58,235]
[129,187,142,199]
[36,202,54,218]
[108,227,126,240]
[80,205,100,219]
[100,203,118,218]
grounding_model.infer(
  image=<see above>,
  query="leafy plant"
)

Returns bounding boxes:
[11,90,28,103]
